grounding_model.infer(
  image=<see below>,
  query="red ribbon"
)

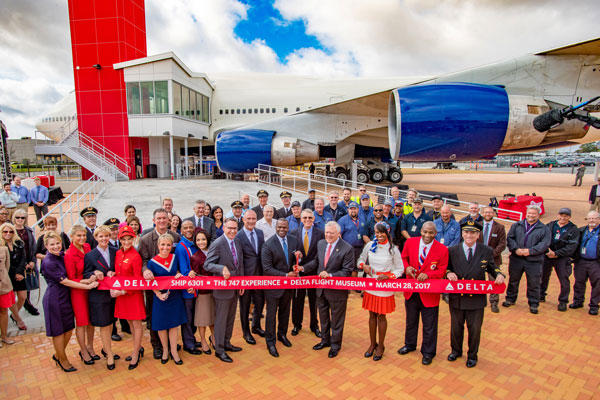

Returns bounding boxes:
[97,276,505,294]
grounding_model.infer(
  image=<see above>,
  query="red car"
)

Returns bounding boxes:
[512,160,539,168]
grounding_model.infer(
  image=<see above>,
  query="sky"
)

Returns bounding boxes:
[0,0,599,140]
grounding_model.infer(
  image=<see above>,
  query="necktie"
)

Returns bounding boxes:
[230,241,238,267]
[468,247,473,263]
[483,223,490,245]
[303,231,309,254]
[282,238,289,266]
[250,231,257,254]
[324,244,333,269]
[419,246,427,265]
[200,217,203,229]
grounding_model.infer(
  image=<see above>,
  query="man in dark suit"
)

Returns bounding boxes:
[140,208,181,360]
[302,189,316,211]
[252,189,269,220]
[81,207,98,249]
[230,200,245,229]
[205,218,245,363]
[589,177,600,212]
[261,219,302,357]
[275,191,293,219]
[235,209,266,344]
[290,208,324,337]
[303,221,354,358]
[183,199,217,240]
[105,218,121,249]
[478,206,507,313]
[446,220,505,368]
[398,221,448,365]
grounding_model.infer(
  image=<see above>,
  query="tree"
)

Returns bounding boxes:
[576,143,599,153]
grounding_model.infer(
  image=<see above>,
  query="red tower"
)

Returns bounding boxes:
[68,0,149,179]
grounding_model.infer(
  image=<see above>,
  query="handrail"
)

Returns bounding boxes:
[77,131,130,175]
[253,164,523,222]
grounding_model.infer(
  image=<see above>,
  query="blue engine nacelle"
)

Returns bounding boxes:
[388,83,509,161]
[215,129,320,173]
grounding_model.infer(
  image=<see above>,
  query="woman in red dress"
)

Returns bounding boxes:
[113,226,146,370]
[64,224,98,364]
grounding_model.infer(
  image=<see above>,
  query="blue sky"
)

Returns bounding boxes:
[234,0,327,62]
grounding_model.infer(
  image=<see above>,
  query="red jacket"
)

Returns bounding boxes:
[401,237,448,307]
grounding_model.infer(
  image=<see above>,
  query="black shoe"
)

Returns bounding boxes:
[195,341,203,348]
[277,335,292,348]
[558,303,567,312]
[328,349,339,358]
[101,349,120,360]
[202,348,212,355]
[127,348,144,369]
[373,346,384,362]
[153,348,163,360]
[422,356,433,365]
[53,355,77,373]
[268,345,279,358]
[224,344,242,352]
[171,354,183,365]
[126,347,144,361]
[466,359,478,368]
[251,327,266,337]
[291,326,301,336]
[111,334,122,342]
[128,360,139,370]
[24,301,40,316]
[161,356,169,365]
[569,303,583,309]
[79,351,95,365]
[397,346,415,355]
[313,342,330,350]
[311,328,322,338]
[216,352,233,363]
[530,306,539,314]
[364,343,377,358]
[243,334,256,345]
[90,353,101,361]
[447,352,461,362]
[490,304,499,313]
[589,308,599,316]
[539,296,546,303]
[176,344,182,351]
[502,301,514,308]
[184,347,202,355]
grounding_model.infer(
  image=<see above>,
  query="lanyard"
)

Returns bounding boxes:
[582,227,599,248]
[522,221,538,247]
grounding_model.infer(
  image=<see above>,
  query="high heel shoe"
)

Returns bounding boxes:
[10,315,26,330]
[373,346,385,362]
[107,361,116,370]
[88,348,101,361]
[79,351,95,365]
[52,355,77,373]
[171,353,183,365]
[128,348,144,370]
[161,356,169,365]
[364,343,377,358]
[126,347,144,362]
[201,346,211,355]
[101,348,120,360]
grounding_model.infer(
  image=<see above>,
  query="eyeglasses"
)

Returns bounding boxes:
[2,231,14,234]
[15,216,25,220]
[374,209,383,212]
[359,189,366,192]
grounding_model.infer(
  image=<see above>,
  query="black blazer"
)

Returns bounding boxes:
[589,184,600,203]
[275,207,293,220]
[303,238,354,301]
[447,244,500,310]
[183,216,217,241]
[236,228,265,276]
[290,227,324,272]
[251,205,265,220]
[205,235,245,300]
[261,234,300,298]
[85,227,98,249]
[83,246,116,304]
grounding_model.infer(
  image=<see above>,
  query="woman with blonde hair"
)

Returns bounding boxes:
[64,224,98,364]
[0,222,27,330]
[12,208,37,317]
[41,231,98,372]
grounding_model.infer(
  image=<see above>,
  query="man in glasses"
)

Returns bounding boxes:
[397,198,432,247]
[363,203,396,243]
[0,183,19,220]
[351,186,374,207]
[324,191,346,221]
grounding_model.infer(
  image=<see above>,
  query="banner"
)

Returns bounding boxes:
[97,276,505,294]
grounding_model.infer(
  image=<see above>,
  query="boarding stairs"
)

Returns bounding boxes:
[35,120,129,182]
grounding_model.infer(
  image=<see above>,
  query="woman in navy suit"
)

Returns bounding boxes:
[83,225,119,370]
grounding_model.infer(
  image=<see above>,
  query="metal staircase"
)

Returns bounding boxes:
[0,121,12,182]
[35,121,129,182]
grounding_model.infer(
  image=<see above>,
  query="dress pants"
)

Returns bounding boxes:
[291,287,318,330]
[181,298,196,349]
[487,272,499,306]
[574,174,583,186]
[239,289,265,334]
[317,293,348,351]
[505,258,542,307]
[590,198,600,212]
[404,294,439,358]
[33,203,48,227]
[449,306,484,360]
[540,256,572,303]
[265,290,292,346]
[573,259,600,308]
[144,290,161,350]
[214,296,238,354]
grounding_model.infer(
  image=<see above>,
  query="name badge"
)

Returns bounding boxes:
[555,233,560,240]
[582,248,587,255]
[491,234,497,237]
[357,234,362,240]
[440,238,445,244]
[411,225,417,232]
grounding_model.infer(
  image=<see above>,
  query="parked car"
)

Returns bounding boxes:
[536,158,559,167]
[512,160,539,168]
[557,159,576,167]
[580,158,597,166]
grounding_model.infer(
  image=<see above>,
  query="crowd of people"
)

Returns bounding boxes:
[0,181,599,373]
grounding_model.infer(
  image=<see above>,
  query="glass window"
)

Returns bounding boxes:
[225,109,229,114]
[219,110,223,115]
[140,81,154,114]
[284,107,288,113]
[127,82,141,114]
[260,108,264,113]
[266,108,270,114]
[173,82,182,115]
[202,96,209,123]
[190,90,197,118]
[196,93,202,121]
[296,107,300,112]
[272,108,276,113]
[230,109,234,115]
[154,81,168,113]
[249,109,252,114]
[182,86,190,117]
[236,109,240,114]
[242,109,246,114]
[254,108,258,114]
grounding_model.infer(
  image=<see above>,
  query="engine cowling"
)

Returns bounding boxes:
[388,83,510,161]
[215,129,319,173]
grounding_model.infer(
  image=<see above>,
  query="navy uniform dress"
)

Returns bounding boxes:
[147,253,187,331]
[41,252,75,337]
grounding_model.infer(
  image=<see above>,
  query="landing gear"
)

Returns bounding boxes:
[356,170,369,184]
[369,168,384,183]
[387,168,403,183]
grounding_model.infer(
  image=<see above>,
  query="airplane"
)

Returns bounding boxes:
[36,37,600,182]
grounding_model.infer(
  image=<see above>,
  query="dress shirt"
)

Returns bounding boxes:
[418,238,434,266]
[256,218,276,240]
[482,221,492,245]
[11,185,30,203]
[30,185,49,203]
[242,226,258,253]
[462,242,477,260]
[301,226,313,248]
[0,191,19,208]
[97,246,111,268]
